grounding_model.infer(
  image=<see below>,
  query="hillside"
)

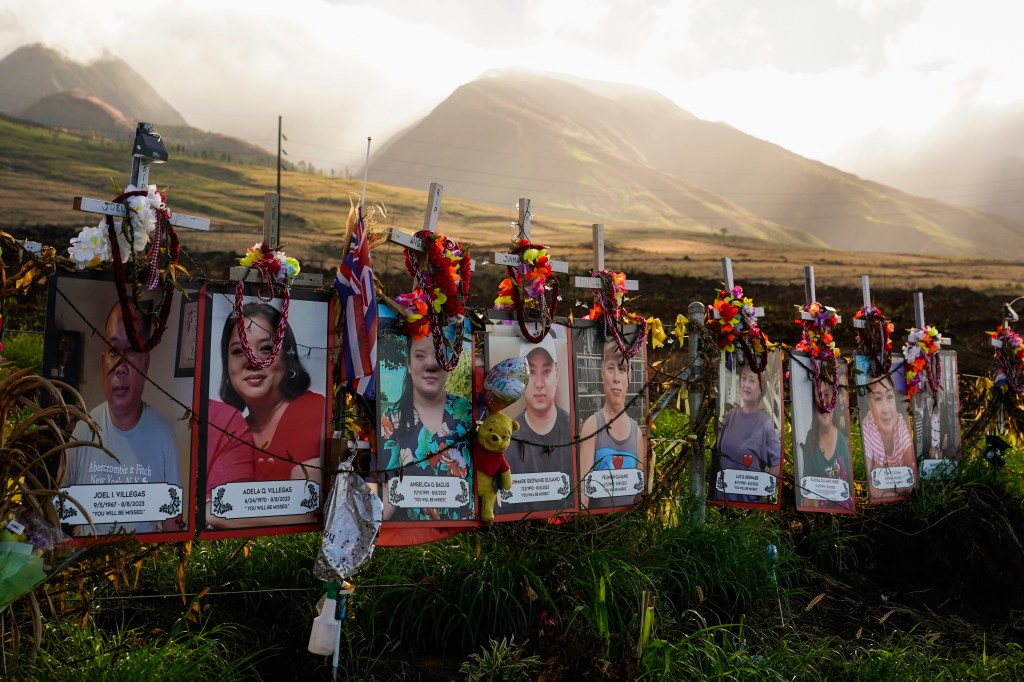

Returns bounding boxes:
[0,114,1019,295]
[0,44,186,126]
[369,70,1024,258]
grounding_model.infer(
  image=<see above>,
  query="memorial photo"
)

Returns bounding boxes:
[199,284,330,537]
[45,272,194,539]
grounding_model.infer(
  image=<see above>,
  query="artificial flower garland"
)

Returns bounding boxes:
[705,285,769,373]
[403,230,471,372]
[587,269,647,362]
[988,327,1024,394]
[903,325,942,399]
[795,301,842,413]
[493,240,558,343]
[94,186,180,353]
[853,305,894,379]
[233,243,300,369]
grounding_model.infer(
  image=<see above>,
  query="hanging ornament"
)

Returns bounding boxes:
[493,240,558,342]
[233,243,300,369]
[853,305,894,378]
[903,325,942,399]
[988,327,1024,394]
[403,231,471,372]
[795,301,841,413]
[99,186,182,353]
[706,285,769,373]
[586,269,647,362]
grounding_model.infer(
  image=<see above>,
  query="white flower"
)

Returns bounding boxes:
[68,225,111,269]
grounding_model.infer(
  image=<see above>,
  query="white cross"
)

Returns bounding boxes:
[72,122,211,233]
[488,198,569,274]
[228,192,324,287]
[573,224,639,291]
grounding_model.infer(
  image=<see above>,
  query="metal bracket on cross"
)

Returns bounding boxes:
[801,266,841,322]
[710,257,764,319]
[228,193,324,287]
[572,224,639,291]
[488,198,569,274]
[72,122,211,233]
[913,292,950,345]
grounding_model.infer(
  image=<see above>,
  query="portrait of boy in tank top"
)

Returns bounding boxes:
[575,330,647,511]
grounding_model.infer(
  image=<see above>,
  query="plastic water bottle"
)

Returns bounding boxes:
[307,596,339,656]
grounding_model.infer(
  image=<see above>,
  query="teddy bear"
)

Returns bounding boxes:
[474,411,518,522]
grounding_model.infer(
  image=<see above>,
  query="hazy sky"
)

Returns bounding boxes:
[2,0,1022,178]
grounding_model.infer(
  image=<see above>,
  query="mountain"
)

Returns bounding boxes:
[369,70,1024,257]
[20,88,134,139]
[842,105,1024,227]
[0,43,186,126]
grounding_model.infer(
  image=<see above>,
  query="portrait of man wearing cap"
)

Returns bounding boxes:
[486,328,575,517]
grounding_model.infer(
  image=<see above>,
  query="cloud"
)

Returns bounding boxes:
[1,0,1022,174]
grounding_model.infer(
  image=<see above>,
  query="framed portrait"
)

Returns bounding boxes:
[571,321,649,513]
[484,322,576,519]
[708,349,785,510]
[44,271,197,542]
[197,283,332,539]
[375,304,476,532]
[174,296,200,378]
[855,355,918,503]
[790,353,855,515]
[911,350,961,480]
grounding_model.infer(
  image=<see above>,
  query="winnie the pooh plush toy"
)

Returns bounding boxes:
[474,411,519,522]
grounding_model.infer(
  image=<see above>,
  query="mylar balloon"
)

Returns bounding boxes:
[482,356,529,412]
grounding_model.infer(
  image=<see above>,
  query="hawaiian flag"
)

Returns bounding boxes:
[335,205,378,398]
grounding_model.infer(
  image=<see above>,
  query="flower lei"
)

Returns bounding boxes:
[403,231,471,371]
[233,243,300,369]
[81,186,181,352]
[853,305,894,378]
[795,301,842,413]
[493,240,558,342]
[903,325,942,399]
[587,269,647,362]
[705,285,769,373]
[989,327,1024,394]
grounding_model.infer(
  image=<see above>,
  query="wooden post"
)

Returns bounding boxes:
[386,183,447,254]
[73,121,210,232]
[572,224,638,291]
[722,257,735,291]
[490,198,569,273]
[853,275,872,328]
[518,198,532,239]
[228,191,323,286]
[804,266,816,305]
[800,266,841,322]
[422,182,444,232]
[913,288,929,327]
[912,292,950,344]
[264,193,280,251]
[687,300,707,525]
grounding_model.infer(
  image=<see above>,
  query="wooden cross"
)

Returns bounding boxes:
[573,224,639,291]
[801,266,841,322]
[386,182,445,253]
[710,257,764,320]
[228,192,324,287]
[488,198,569,274]
[913,292,950,345]
[72,122,211,233]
